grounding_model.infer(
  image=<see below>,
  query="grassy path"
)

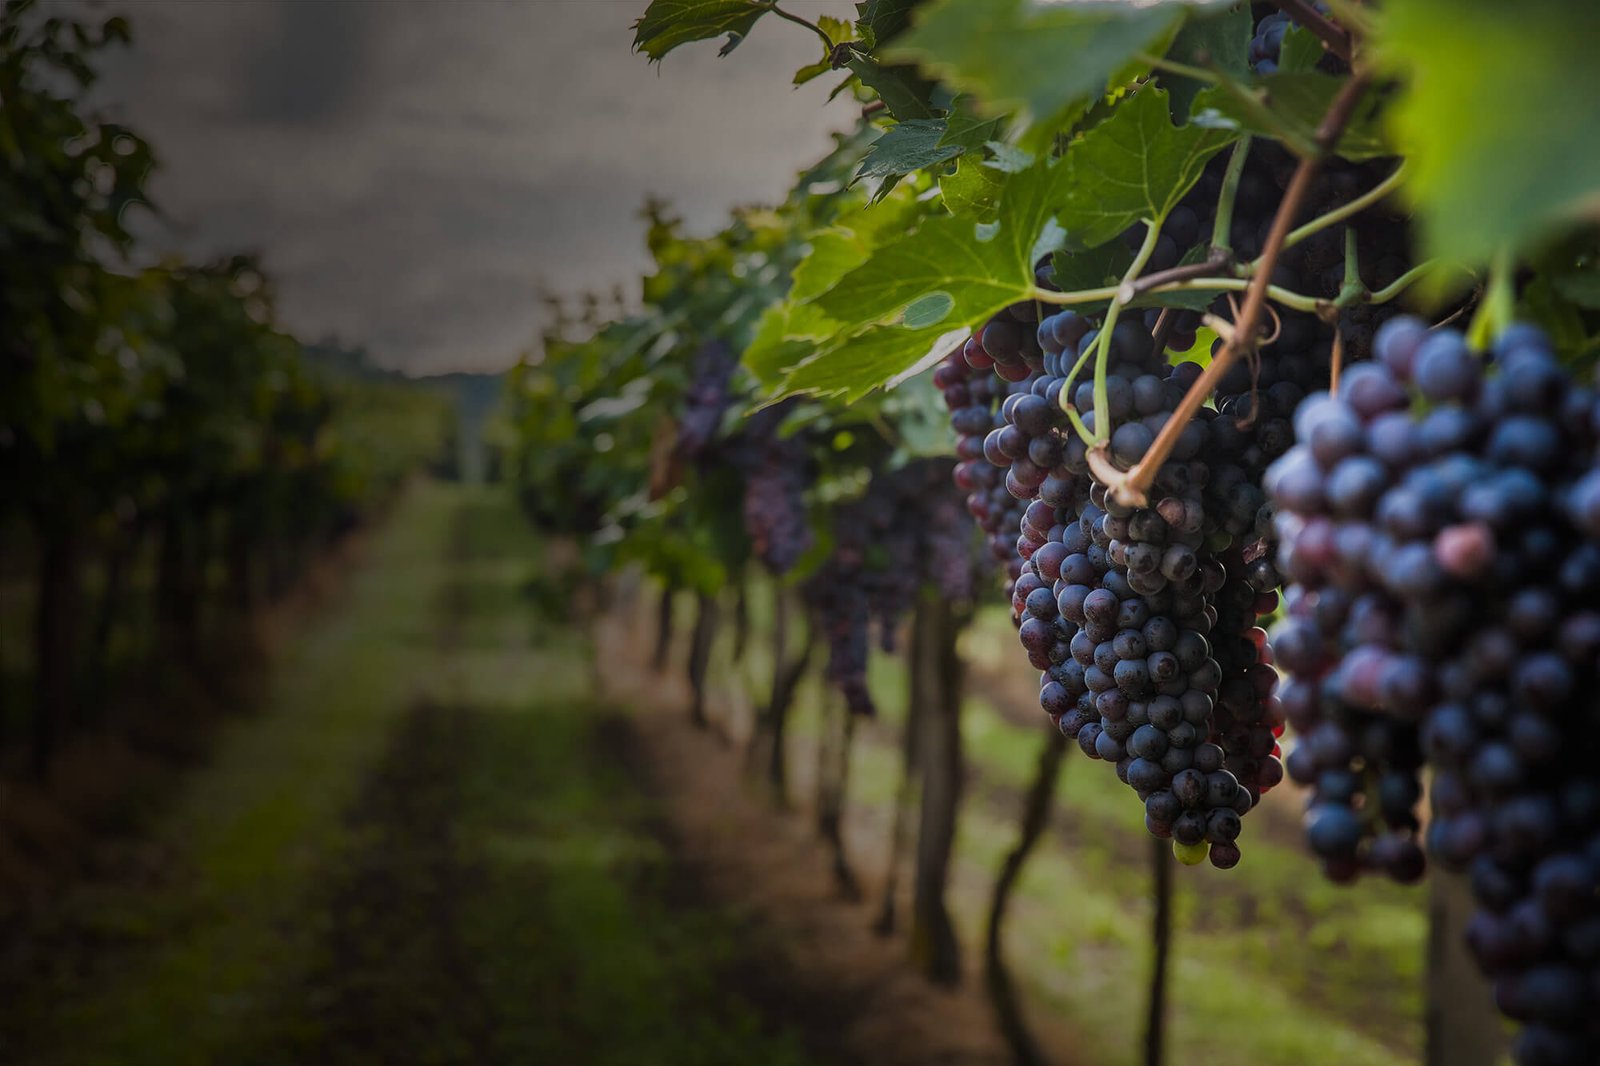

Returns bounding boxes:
[9,482,816,1066]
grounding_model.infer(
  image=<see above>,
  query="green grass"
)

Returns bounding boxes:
[12,482,818,1066]
[14,481,458,1064]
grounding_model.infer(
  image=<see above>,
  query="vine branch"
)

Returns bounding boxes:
[764,2,837,55]
[1274,162,1406,258]
[1270,0,1354,63]
[1127,254,1234,299]
[1136,53,1220,86]
[1101,70,1375,507]
[1368,260,1440,305]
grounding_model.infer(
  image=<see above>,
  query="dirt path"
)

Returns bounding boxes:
[621,708,1029,1066]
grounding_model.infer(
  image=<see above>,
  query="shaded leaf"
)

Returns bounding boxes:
[938,93,1004,152]
[1191,71,1388,160]
[1056,85,1236,249]
[845,52,938,120]
[1278,24,1324,73]
[855,119,961,186]
[632,0,765,61]
[855,0,920,48]
[1554,271,1600,311]
[1049,242,1132,310]
[1164,1,1252,118]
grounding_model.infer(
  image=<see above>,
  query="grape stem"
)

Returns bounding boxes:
[1368,260,1439,305]
[1269,0,1354,63]
[1099,70,1375,508]
[1125,162,1405,304]
[1030,275,1323,314]
[1091,220,1164,443]
[1333,226,1363,313]
[763,2,837,55]
[1271,162,1406,259]
[1137,54,1220,86]
[1211,136,1252,255]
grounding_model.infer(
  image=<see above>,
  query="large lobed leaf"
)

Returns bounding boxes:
[1056,85,1237,249]
[761,85,1236,400]
[1377,0,1600,264]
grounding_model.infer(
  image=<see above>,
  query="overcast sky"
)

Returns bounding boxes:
[87,0,859,374]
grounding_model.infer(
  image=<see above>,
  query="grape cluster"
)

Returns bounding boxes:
[804,458,982,716]
[738,403,814,575]
[676,340,739,459]
[941,300,1297,868]
[1269,319,1600,1063]
[938,309,1035,590]
[1248,3,1341,75]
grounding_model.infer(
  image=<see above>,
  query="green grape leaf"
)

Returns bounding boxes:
[883,0,1184,134]
[779,321,972,401]
[1056,85,1236,249]
[632,0,766,61]
[793,58,834,85]
[790,190,930,302]
[938,94,1004,152]
[984,140,1035,174]
[1377,0,1600,264]
[855,119,961,187]
[845,53,938,120]
[1163,1,1252,118]
[939,157,1006,217]
[1519,274,1591,356]
[793,15,858,84]
[1049,242,1133,313]
[1278,24,1325,73]
[791,230,871,304]
[855,0,919,48]
[773,159,1077,399]
[818,14,858,44]
[1191,72,1389,160]
[811,161,1059,331]
[1553,272,1600,311]
[744,300,836,385]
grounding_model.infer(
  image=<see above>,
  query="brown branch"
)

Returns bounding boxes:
[1127,249,1236,299]
[1107,71,1373,508]
[1149,307,1177,360]
[1329,327,1346,397]
[1272,0,1354,63]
